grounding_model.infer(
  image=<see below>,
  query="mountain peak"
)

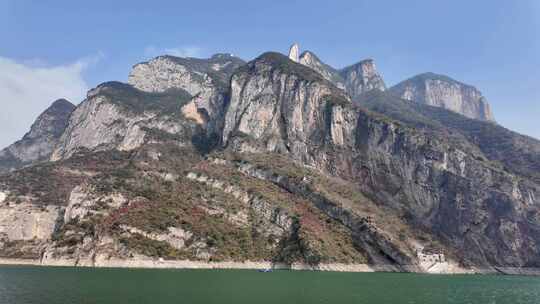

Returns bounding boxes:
[339,58,386,100]
[389,73,495,121]
[49,98,75,109]
[24,99,75,141]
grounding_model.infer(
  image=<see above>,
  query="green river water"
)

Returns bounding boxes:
[0,266,539,304]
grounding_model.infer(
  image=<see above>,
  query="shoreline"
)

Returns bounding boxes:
[1,258,540,276]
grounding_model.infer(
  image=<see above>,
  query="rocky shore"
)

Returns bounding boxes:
[3,257,539,276]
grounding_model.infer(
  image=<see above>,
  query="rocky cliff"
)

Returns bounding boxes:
[50,82,205,161]
[389,72,495,121]
[339,59,386,100]
[296,48,386,98]
[128,54,245,135]
[299,51,346,90]
[223,53,540,268]
[0,99,75,173]
[1,46,539,274]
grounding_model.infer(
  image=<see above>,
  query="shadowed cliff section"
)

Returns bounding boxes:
[0,99,75,174]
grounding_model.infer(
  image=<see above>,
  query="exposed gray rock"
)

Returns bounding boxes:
[223,52,351,158]
[1,46,539,272]
[223,52,540,268]
[51,82,197,161]
[128,54,245,134]
[357,90,540,184]
[389,72,495,121]
[297,51,385,97]
[0,99,75,173]
[339,59,386,100]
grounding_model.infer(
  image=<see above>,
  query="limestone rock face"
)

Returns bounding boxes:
[223,52,352,159]
[50,82,198,161]
[0,99,75,173]
[389,73,495,121]
[288,43,300,62]
[128,54,245,134]
[223,51,540,267]
[339,59,386,100]
[0,202,62,241]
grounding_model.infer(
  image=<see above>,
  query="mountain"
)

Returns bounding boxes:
[298,51,346,90]
[223,52,540,269]
[50,81,201,161]
[389,72,495,121]
[0,46,539,274]
[128,53,245,135]
[357,90,540,184]
[0,99,75,173]
[339,59,386,100]
[295,46,386,99]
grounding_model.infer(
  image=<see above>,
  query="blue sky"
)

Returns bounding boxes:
[0,0,539,148]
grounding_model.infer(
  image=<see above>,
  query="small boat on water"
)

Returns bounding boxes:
[258,268,273,273]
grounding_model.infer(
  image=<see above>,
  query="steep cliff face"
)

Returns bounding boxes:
[224,52,540,268]
[223,52,353,160]
[128,54,245,134]
[1,47,539,273]
[357,90,540,184]
[0,99,75,173]
[339,59,386,100]
[51,82,202,161]
[389,73,495,121]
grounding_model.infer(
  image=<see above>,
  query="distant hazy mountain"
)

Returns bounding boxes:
[389,72,495,121]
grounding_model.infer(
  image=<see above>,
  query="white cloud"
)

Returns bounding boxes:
[144,45,203,58]
[0,53,102,149]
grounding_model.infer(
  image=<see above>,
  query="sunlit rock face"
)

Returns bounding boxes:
[128,54,245,134]
[339,59,386,100]
[50,82,197,161]
[389,72,495,121]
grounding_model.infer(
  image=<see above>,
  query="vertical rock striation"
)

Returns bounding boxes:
[50,82,196,161]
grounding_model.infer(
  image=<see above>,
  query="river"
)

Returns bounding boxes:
[1,266,538,303]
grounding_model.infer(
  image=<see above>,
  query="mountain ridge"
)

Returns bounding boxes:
[0,45,538,274]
